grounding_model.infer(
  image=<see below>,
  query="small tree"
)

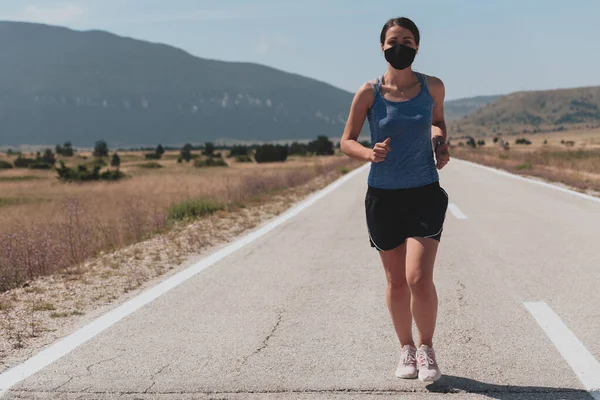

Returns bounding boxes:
[180,143,192,163]
[156,144,165,157]
[203,142,215,157]
[111,153,121,170]
[308,135,334,155]
[94,140,109,158]
[289,142,308,156]
[63,141,74,157]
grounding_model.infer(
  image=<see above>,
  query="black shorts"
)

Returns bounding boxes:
[365,181,449,251]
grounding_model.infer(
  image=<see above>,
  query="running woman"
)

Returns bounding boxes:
[340,16,450,382]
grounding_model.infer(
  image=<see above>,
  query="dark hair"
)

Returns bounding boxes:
[380,17,420,46]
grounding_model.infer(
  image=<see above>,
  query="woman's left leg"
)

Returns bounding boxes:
[405,237,439,348]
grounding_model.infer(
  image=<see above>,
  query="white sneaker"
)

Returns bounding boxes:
[395,344,418,379]
[417,345,442,382]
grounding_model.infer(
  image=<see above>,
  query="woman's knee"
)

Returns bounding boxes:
[406,271,434,296]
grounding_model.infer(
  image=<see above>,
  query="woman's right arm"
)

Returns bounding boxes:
[340,83,376,162]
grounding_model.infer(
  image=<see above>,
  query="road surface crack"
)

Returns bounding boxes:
[85,355,121,375]
[236,311,283,369]
[456,279,466,306]
[143,363,170,393]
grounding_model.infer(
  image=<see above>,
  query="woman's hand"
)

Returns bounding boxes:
[435,141,450,170]
[370,137,391,163]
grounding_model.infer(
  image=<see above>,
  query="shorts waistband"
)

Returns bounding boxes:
[367,180,440,196]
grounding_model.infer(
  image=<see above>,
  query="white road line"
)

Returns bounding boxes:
[448,202,468,219]
[524,301,600,399]
[455,159,600,204]
[0,162,371,393]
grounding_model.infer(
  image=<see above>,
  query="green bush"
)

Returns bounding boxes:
[138,162,163,169]
[145,152,161,160]
[168,198,225,221]
[29,162,53,170]
[235,155,252,163]
[0,160,13,169]
[254,144,288,163]
[56,161,125,182]
[14,155,35,168]
[194,157,228,167]
[99,170,126,181]
[289,142,308,156]
[516,162,533,170]
[229,145,249,157]
[515,138,532,145]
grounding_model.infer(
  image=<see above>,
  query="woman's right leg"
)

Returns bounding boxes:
[379,242,414,347]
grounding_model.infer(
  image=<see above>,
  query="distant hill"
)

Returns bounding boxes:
[0,21,359,147]
[444,95,501,121]
[449,86,600,137]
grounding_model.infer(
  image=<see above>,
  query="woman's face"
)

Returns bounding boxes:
[382,25,418,53]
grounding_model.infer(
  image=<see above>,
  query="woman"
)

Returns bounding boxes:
[340,16,450,383]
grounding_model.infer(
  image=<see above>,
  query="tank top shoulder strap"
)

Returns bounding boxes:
[368,76,383,96]
[415,72,429,90]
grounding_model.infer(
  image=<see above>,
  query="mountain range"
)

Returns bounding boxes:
[2,21,598,147]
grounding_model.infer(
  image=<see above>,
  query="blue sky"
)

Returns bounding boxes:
[3,0,600,100]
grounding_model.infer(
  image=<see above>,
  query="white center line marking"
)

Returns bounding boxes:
[0,163,371,393]
[524,301,600,399]
[448,202,468,220]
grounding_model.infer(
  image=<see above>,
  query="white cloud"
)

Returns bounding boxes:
[9,3,85,25]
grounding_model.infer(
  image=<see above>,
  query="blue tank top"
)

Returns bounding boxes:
[366,72,439,189]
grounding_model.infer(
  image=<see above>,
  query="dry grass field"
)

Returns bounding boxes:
[450,128,600,193]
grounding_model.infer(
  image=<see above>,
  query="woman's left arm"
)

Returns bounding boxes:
[428,76,450,170]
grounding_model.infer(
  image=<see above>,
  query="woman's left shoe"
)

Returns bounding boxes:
[416,344,442,382]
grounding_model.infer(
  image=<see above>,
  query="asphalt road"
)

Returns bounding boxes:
[2,160,599,399]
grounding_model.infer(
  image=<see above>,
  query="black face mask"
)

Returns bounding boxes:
[384,44,416,70]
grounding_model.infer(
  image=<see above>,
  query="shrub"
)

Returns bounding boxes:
[516,162,533,170]
[235,155,252,163]
[229,145,249,157]
[0,160,13,169]
[255,144,288,163]
[14,155,35,168]
[168,198,225,221]
[56,161,126,182]
[515,138,532,145]
[145,152,161,160]
[194,157,228,167]
[111,153,121,169]
[29,162,53,170]
[138,162,163,169]
[289,142,308,156]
